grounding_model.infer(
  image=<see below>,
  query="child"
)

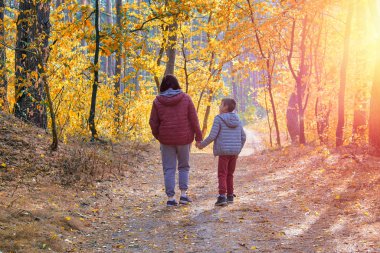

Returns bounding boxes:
[196,98,246,206]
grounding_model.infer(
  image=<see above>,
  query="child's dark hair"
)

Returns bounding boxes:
[222,98,236,112]
[160,74,181,93]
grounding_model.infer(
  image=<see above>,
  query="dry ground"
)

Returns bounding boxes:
[0,113,379,252]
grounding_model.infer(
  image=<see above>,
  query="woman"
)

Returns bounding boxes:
[149,74,202,206]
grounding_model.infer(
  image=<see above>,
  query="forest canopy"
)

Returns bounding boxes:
[0,0,379,153]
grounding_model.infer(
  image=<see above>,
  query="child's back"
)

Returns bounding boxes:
[202,112,246,156]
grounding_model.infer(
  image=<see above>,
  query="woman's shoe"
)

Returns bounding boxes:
[179,196,192,204]
[166,200,178,207]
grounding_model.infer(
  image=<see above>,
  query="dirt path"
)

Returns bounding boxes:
[240,128,264,157]
[59,141,379,252]
[1,113,379,253]
[2,134,379,252]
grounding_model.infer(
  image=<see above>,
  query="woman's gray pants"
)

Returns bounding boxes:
[160,144,191,197]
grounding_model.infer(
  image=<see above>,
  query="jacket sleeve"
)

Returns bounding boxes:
[199,117,220,148]
[188,97,203,142]
[149,102,160,140]
[241,126,247,147]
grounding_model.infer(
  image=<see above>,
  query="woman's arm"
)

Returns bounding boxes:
[199,117,221,148]
[188,97,203,142]
[149,102,160,140]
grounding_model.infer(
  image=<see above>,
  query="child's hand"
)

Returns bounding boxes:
[196,142,203,149]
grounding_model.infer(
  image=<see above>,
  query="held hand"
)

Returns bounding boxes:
[195,142,202,149]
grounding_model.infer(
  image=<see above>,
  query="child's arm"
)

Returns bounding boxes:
[199,117,221,148]
[241,126,246,147]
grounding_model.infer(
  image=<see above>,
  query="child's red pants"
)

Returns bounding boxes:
[218,155,238,195]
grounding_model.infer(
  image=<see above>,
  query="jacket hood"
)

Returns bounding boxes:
[156,92,186,106]
[218,112,241,128]
[160,88,182,97]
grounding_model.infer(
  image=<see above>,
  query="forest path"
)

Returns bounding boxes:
[66,139,380,252]
[240,128,264,157]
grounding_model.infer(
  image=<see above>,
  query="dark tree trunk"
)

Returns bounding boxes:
[0,0,7,111]
[114,0,122,96]
[88,0,100,139]
[15,0,50,129]
[113,0,122,132]
[106,0,113,77]
[164,21,178,76]
[336,2,353,147]
[369,41,380,153]
[180,27,189,93]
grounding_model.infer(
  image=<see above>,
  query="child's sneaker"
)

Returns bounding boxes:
[179,196,192,205]
[215,195,228,206]
[166,200,178,207]
[227,194,236,203]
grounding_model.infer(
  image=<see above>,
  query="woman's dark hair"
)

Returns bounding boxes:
[160,74,181,93]
[221,98,236,112]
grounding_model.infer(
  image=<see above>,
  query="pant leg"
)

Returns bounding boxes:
[176,144,190,191]
[227,155,238,195]
[218,156,229,195]
[160,144,177,197]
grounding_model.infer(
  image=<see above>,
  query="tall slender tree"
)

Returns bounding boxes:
[15,0,50,128]
[368,0,380,154]
[247,0,281,147]
[88,0,100,139]
[113,0,122,131]
[0,0,7,111]
[336,1,353,147]
[287,15,312,145]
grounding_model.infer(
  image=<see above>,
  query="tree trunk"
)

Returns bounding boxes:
[15,0,50,129]
[201,92,213,138]
[296,16,309,145]
[264,86,273,147]
[267,71,281,146]
[246,0,281,146]
[88,0,100,139]
[114,0,122,96]
[0,0,7,111]
[106,0,113,77]
[164,21,178,76]
[35,2,57,150]
[286,92,299,144]
[369,40,380,153]
[154,44,165,90]
[113,0,122,132]
[336,2,353,147]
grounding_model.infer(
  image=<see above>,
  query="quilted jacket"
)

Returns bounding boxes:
[199,112,246,156]
[149,91,202,145]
